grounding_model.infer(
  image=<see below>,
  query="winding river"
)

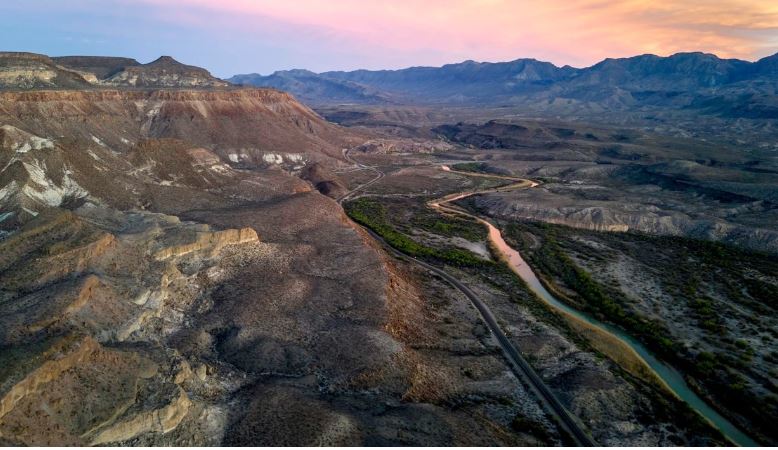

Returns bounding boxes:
[432,166,758,447]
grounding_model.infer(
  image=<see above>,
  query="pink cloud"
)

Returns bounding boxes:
[134,0,778,68]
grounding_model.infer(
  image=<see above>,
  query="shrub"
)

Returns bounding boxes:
[345,198,491,268]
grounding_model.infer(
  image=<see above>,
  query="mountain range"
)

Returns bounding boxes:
[5,50,776,119]
[230,52,778,118]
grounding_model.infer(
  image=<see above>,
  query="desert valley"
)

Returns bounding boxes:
[0,34,776,448]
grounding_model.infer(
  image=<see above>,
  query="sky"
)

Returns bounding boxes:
[1,0,777,77]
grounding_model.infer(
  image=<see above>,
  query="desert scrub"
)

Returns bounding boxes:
[452,162,492,174]
[345,197,492,268]
[503,221,678,360]
[500,219,778,444]
[510,415,554,442]
[409,209,486,242]
[351,196,727,445]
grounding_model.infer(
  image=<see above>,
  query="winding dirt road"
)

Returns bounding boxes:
[336,147,384,204]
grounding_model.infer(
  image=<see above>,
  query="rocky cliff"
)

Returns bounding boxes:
[0,88,357,228]
[101,56,229,88]
[1,53,229,89]
[53,56,140,79]
[0,52,94,89]
[0,66,556,445]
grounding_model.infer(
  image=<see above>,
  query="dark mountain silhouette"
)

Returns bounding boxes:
[230,51,778,118]
[323,58,574,103]
[230,69,391,104]
[746,53,778,78]
[231,58,574,104]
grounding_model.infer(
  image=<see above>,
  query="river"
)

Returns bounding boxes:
[432,167,758,447]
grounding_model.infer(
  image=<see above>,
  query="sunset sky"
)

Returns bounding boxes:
[1,0,777,77]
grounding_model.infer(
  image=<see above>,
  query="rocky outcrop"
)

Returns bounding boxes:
[300,162,347,198]
[0,52,93,89]
[153,227,259,260]
[0,211,115,287]
[0,336,158,445]
[0,87,354,229]
[103,56,229,88]
[90,387,192,445]
[1,53,228,90]
[354,138,453,154]
[52,56,140,80]
[0,88,350,167]
[12,230,116,289]
[474,187,778,254]
[0,203,270,445]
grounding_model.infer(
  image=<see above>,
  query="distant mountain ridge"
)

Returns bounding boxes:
[230,57,575,104]
[0,52,230,89]
[230,69,390,104]
[230,52,778,118]
[323,58,575,103]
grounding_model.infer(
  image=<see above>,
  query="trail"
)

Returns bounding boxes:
[336,147,384,203]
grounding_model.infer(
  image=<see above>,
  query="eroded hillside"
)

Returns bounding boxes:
[0,87,576,445]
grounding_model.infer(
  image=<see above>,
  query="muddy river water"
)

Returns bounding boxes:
[431,167,757,446]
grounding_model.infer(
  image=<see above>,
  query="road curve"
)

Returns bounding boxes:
[338,152,596,446]
[336,147,384,203]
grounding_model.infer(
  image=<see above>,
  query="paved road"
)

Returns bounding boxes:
[338,152,596,446]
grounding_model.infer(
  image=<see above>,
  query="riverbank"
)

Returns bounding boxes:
[436,168,760,446]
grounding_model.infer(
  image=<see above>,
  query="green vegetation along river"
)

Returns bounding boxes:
[433,166,758,447]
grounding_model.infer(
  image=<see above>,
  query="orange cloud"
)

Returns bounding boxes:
[137,0,778,67]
